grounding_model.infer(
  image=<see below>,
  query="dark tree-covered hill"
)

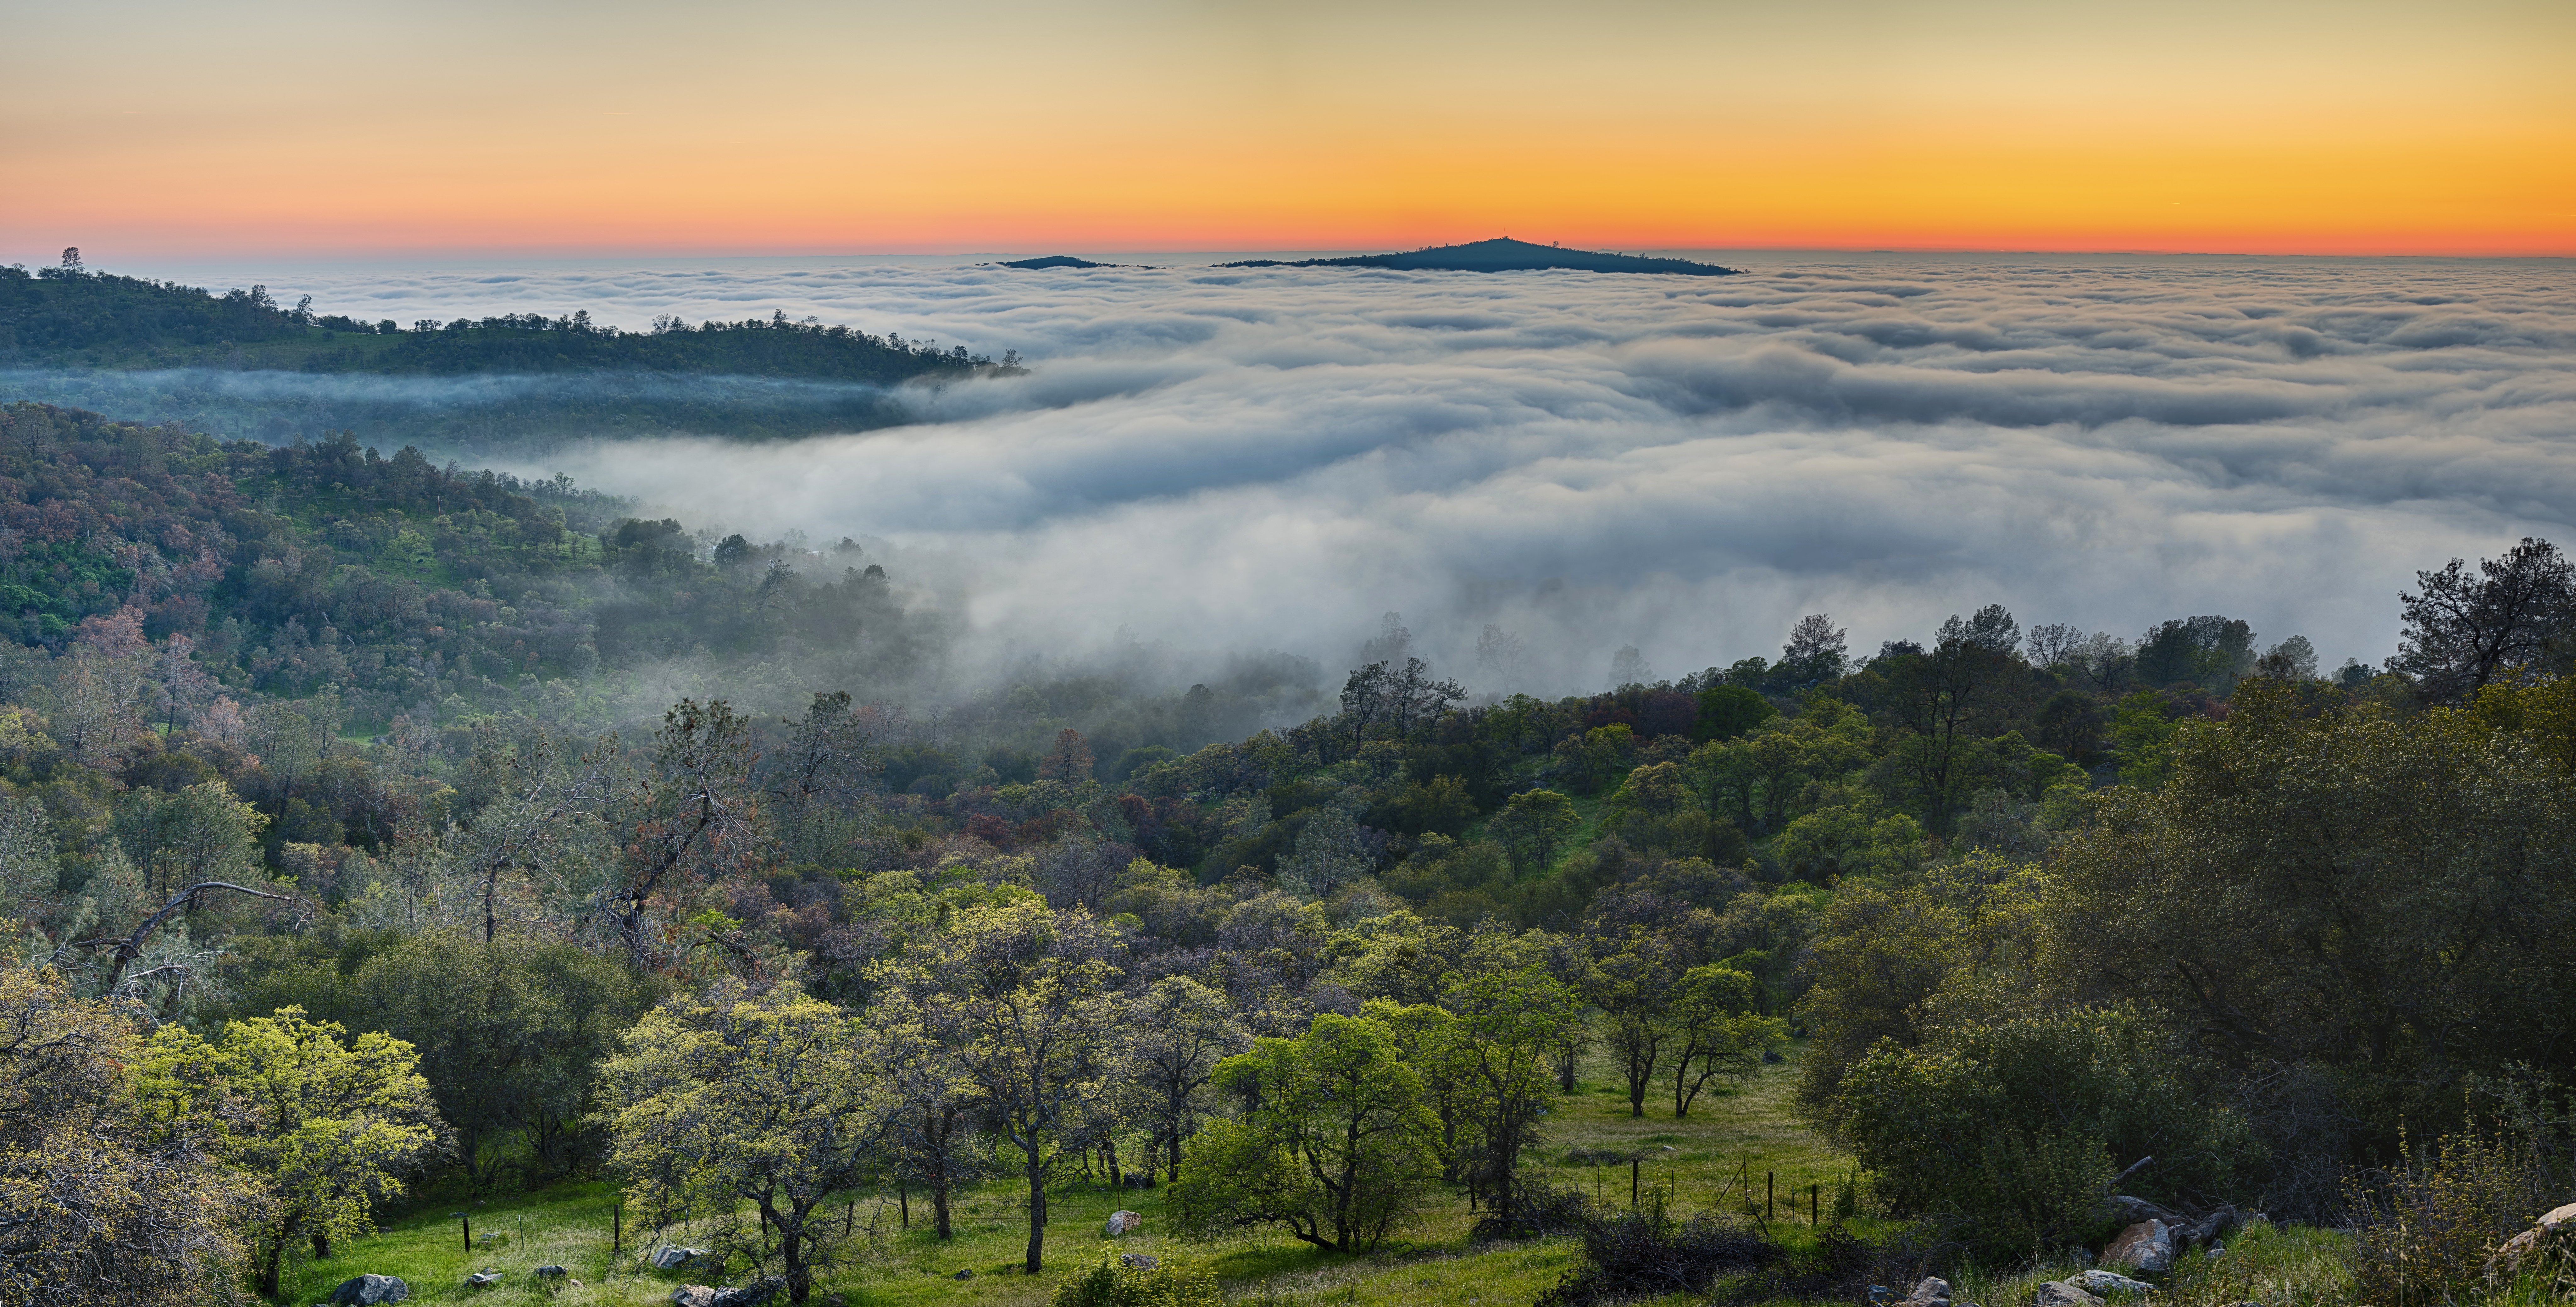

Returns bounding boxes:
[1221,237,1739,276]
[0,257,1013,384]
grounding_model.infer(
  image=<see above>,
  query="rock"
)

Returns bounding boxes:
[2031,1282,2106,1307]
[1120,1253,1160,1270]
[671,1289,717,1307]
[1105,1209,1143,1236]
[652,1246,714,1270]
[2073,1269,2155,1296]
[2105,1195,2178,1226]
[534,1265,568,1280]
[328,1275,412,1305]
[951,1269,975,1280]
[2103,1219,2175,1274]
[1897,1276,1952,1307]
[709,1279,784,1307]
[2174,1205,2242,1251]
[1763,1049,1785,1063]
[463,1271,504,1288]
[2489,1200,2576,1289]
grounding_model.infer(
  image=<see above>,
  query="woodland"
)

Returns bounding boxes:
[5,266,2576,1307]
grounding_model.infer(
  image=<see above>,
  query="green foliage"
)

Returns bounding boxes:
[1051,1251,1223,1307]
[1692,684,1778,741]
[235,931,658,1188]
[1833,1004,2249,1258]
[2048,680,2576,1214]
[2346,1115,2573,1307]
[1172,1013,1443,1252]
[0,963,252,1305]
[1490,789,1580,876]
[596,980,880,1300]
[142,1005,444,1295]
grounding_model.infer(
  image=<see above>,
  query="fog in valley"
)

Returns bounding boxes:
[25,251,2575,707]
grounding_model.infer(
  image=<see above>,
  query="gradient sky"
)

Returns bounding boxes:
[4,0,2570,257]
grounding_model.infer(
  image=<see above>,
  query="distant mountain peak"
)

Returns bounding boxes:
[1219,238,1738,276]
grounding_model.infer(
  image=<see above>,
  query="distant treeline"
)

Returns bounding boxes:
[0,250,1017,384]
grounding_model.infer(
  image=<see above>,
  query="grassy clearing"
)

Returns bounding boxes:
[274,1042,1843,1305]
[275,1041,2362,1307]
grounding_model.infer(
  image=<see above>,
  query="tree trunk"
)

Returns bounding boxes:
[256,1230,286,1298]
[780,1211,808,1305]
[1024,1151,1046,1272]
[1105,1138,1123,1188]
[313,1231,330,1260]
[1169,1125,1184,1184]
[933,1169,952,1241]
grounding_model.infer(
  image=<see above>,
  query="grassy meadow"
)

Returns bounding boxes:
[278,1042,2351,1307]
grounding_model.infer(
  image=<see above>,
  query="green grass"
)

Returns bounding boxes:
[271,1041,2359,1307]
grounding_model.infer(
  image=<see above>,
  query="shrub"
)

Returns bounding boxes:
[1830,1004,2247,1259]
[1050,1251,1220,1307]
[1532,1199,1775,1307]
[2347,1113,2573,1307]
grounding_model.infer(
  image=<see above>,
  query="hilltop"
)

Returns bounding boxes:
[1220,236,1740,276]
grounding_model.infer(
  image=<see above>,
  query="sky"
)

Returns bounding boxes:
[4,0,2570,257]
[11,251,2569,692]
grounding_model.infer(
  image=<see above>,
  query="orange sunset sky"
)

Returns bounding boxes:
[4,0,2570,258]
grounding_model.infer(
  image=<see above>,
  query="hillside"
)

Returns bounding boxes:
[0,257,1018,448]
[1221,237,1740,276]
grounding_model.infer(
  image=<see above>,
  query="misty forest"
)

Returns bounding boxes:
[11,256,2576,1307]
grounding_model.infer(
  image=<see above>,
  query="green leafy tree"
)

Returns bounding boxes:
[143,1006,443,1297]
[1169,1013,1441,1252]
[597,980,880,1304]
[1578,927,1692,1118]
[1126,975,1251,1183]
[2046,680,2576,1213]
[1490,789,1580,877]
[878,898,1125,1273]
[110,778,264,900]
[1832,1004,2247,1259]
[1691,684,1777,741]
[1443,966,1582,1222]
[243,932,655,1187]
[1667,965,1783,1116]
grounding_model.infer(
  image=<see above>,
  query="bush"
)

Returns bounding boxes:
[1830,1004,2247,1259]
[1050,1252,1220,1307]
[1532,1199,1775,1307]
[2347,1111,2575,1307]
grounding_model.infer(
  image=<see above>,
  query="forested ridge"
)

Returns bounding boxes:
[7,393,2576,1306]
[0,252,1019,450]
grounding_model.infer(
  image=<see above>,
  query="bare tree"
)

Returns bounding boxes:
[597,699,761,965]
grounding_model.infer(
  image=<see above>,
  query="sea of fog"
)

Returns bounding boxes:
[11,250,2573,693]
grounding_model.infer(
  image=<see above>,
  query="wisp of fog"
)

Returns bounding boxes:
[25,252,2576,693]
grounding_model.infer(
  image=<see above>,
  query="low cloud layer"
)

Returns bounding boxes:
[31,253,2576,693]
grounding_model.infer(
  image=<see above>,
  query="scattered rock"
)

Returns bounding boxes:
[1762,1049,1785,1063]
[463,1271,503,1288]
[328,1275,412,1305]
[2073,1269,2154,1296]
[652,1246,714,1270]
[534,1265,568,1280]
[2031,1281,2106,1307]
[1896,1276,1951,1307]
[951,1269,975,1280]
[671,1289,716,1307]
[1120,1253,1161,1270]
[2489,1200,2576,1290]
[709,1279,784,1307]
[2103,1219,2175,1274]
[1104,1209,1144,1236]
